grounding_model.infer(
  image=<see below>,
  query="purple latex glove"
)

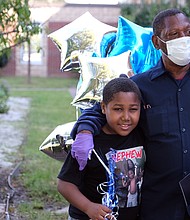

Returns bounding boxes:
[71,133,94,171]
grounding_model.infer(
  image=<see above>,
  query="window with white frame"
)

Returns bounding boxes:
[20,31,43,65]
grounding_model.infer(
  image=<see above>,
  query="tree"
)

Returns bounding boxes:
[121,2,190,27]
[0,0,41,65]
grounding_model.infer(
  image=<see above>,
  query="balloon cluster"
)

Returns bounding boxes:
[39,11,161,161]
[48,11,161,109]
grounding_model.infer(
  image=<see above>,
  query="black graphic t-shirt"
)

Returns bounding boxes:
[58,128,145,220]
[104,146,145,208]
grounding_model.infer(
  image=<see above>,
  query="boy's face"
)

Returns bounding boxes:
[101,91,140,136]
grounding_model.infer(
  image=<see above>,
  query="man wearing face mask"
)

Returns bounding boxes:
[70,8,190,220]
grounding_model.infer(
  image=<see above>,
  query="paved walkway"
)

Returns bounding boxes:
[0,97,30,169]
[0,97,30,218]
[0,88,76,218]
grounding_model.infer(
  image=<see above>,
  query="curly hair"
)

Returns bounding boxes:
[102,77,141,105]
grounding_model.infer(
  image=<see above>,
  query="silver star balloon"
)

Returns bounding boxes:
[39,121,75,161]
[48,12,117,71]
[71,51,133,109]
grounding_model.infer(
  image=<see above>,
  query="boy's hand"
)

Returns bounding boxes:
[71,132,94,170]
[85,202,112,220]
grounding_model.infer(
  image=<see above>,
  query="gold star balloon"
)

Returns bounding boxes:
[48,12,117,71]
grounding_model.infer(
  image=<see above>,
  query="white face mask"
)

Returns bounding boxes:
[158,36,190,66]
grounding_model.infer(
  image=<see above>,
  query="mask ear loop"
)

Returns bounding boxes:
[156,36,169,57]
[93,149,119,220]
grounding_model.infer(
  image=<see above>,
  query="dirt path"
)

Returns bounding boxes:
[0,88,76,219]
[0,97,30,219]
[0,97,30,168]
[0,87,77,172]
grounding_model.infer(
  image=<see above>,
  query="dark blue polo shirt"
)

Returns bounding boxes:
[132,59,190,220]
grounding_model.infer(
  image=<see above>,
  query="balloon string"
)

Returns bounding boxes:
[93,149,111,175]
[93,149,119,219]
[97,181,114,194]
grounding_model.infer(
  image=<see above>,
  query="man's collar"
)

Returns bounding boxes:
[149,59,166,80]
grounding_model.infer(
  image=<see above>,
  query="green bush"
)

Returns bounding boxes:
[0,80,10,113]
[134,3,171,27]
[121,3,190,27]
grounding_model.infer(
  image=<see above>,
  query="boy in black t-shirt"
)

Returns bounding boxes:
[57,77,145,220]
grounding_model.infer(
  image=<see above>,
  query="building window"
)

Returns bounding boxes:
[20,32,43,65]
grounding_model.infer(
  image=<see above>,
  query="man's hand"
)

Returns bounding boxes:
[71,132,94,170]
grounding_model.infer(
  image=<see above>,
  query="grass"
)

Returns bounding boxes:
[1,76,78,219]
[3,75,77,88]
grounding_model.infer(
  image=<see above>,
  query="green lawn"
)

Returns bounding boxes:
[1,76,78,220]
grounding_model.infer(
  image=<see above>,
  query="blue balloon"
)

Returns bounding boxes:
[100,31,116,57]
[109,16,151,56]
[137,40,161,73]
[103,16,161,74]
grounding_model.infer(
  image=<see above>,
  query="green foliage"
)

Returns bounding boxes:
[180,6,190,17]
[121,3,190,27]
[0,79,9,113]
[0,50,10,67]
[134,3,171,27]
[120,4,138,22]
[0,0,41,57]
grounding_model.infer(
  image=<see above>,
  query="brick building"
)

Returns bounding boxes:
[0,3,120,77]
